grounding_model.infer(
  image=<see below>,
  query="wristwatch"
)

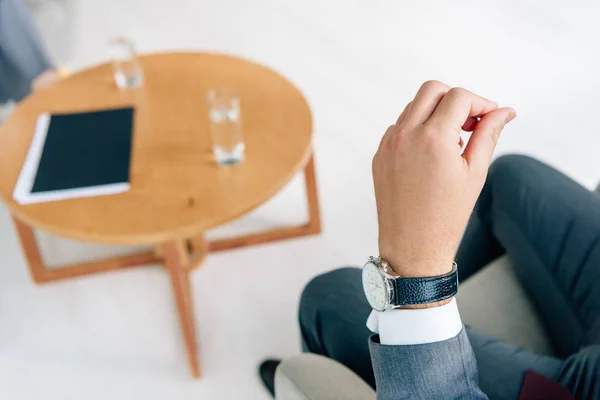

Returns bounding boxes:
[362,256,459,311]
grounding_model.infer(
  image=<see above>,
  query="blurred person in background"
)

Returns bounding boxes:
[0,0,61,107]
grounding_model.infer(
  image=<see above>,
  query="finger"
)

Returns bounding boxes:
[401,80,450,128]
[377,124,397,153]
[395,102,412,125]
[463,107,516,171]
[378,101,411,152]
[428,87,498,133]
[461,117,479,132]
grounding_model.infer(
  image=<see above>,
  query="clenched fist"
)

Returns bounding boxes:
[373,80,516,278]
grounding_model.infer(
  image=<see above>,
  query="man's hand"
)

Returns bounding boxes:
[373,80,516,279]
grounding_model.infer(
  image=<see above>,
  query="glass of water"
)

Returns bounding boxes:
[207,88,245,165]
[109,36,143,89]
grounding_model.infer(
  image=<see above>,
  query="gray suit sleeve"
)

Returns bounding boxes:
[369,327,488,400]
[0,0,55,102]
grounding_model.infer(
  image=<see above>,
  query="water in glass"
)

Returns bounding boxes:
[207,90,244,165]
[110,37,143,89]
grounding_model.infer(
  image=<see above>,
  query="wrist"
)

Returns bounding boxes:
[363,257,459,311]
[379,253,456,309]
[380,251,455,278]
[399,298,453,309]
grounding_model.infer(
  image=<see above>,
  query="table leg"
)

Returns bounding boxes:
[161,240,201,378]
[12,216,159,283]
[187,235,208,270]
[12,216,46,283]
[208,153,322,252]
[303,154,321,233]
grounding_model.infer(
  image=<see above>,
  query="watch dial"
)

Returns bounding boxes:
[362,262,387,311]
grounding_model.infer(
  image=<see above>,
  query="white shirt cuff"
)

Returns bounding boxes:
[366,298,462,345]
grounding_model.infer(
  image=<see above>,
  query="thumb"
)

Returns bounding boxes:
[463,107,516,172]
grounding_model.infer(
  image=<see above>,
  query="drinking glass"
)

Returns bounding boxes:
[109,37,143,89]
[207,88,245,165]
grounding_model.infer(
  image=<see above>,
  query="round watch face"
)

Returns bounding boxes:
[362,261,388,311]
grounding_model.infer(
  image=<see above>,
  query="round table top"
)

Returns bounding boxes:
[0,52,313,245]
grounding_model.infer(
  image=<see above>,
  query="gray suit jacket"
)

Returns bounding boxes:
[0,0,54,103]
[369,328,488,399]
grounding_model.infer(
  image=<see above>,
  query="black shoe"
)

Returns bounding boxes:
[258,359,282,397]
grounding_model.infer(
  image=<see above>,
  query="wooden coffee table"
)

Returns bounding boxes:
[0,52,320,378]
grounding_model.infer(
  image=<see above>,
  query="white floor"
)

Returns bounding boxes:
[2,1,600,399]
